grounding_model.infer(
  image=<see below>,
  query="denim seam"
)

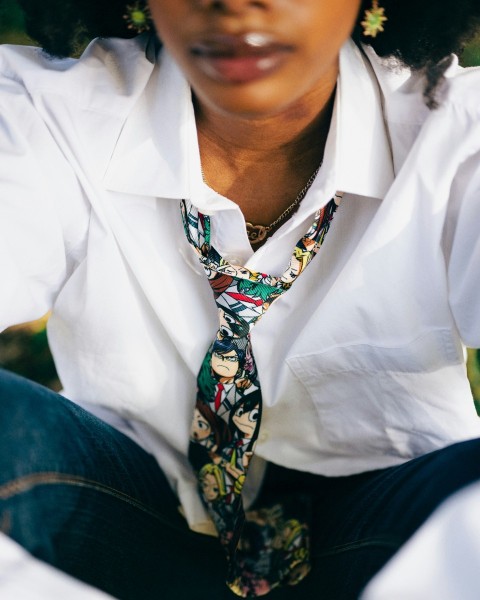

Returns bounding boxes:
[0,472,191,535]
[314,535,401,559]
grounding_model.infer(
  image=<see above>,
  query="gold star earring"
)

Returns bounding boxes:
[123,2,152,34]
[361,0,387,38]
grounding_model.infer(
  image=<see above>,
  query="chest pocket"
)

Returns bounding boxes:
[286,329,464,459]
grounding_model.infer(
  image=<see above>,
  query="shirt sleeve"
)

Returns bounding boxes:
[0,73,90,332]
[445,154,480,348]
[441,83,480,348]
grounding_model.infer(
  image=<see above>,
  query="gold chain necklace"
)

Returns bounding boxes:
[246,165,321,245]
[201,164,321,245]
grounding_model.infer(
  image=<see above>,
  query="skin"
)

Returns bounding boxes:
[148,0,361,233]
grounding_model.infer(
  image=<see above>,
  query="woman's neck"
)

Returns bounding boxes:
[195,65,337,229]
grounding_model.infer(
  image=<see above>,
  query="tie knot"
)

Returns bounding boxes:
[212,275,285,337]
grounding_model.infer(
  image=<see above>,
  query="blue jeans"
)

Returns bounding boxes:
[1,367,480,600]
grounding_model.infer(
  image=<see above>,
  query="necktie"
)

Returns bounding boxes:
[182,195,340,597]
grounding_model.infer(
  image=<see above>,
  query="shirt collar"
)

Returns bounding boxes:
[331,39,394,200]
[103,39,394,202]
[103,49,196,199]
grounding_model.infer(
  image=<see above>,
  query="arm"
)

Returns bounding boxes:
[0,71,89,331]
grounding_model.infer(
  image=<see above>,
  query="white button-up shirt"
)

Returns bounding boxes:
[1,34,480,532]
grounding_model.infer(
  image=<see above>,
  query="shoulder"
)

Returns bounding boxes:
[0,34,155,116]
[362,46,430,171]
[365,46,480,124]
[421,65,480,161]
[363,44,428,124]
[390,63,480,194]
[442,65,480,117]
[365,46,480,171]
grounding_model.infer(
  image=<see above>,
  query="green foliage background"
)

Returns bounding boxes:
[0,0,479,413]
[0,0,31,44]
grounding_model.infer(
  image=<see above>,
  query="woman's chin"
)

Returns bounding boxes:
[192,80,304,121]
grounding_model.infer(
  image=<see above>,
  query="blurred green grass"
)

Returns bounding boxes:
[0,317,61,391]
[0,0,479,413]
[0,0,32,45]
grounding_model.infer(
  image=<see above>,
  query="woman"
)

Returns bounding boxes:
[1,0,480,598]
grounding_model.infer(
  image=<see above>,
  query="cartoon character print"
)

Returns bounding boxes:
[210,395,260,493]
[230,392,260,441]
[235,279,283,312]
[191,254,279,498]
[198,457,246,543]
[231,505,286,591]
[229,506,311,595]
[204,390,261,499]
[198,462,227,503]
[215,263,257,280]
[181,200,211,258]
[190,402,232,454]
[209,272,234,294]
[223,392,260,476]
[280,218,324,285]
[280,199,338,284]
[196,349,250,421]
[211,336,247,383]
[217,306,251,339]
[189,399,233,473]
[181,197,339,594]
[207,335,256,417]
[199,297,263,418]
[195,394,262,526]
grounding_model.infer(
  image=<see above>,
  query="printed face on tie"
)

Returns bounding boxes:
[202,472,221,501]
[216,264,245,277]
[280,256,302,284]
[211,349,240,380]
[148,0,362,118]
[191,408,212,441]
[232,402,260,438]
[218,308,249,338]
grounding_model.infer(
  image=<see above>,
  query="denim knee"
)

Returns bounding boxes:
[0,369,107,482]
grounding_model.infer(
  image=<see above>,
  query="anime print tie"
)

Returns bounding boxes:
[181,195,340,598]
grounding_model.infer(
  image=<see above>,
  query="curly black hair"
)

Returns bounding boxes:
[16,0,480,107]
[354,0,480,107]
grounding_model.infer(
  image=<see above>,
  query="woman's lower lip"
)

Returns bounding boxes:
[193,52,289,84]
